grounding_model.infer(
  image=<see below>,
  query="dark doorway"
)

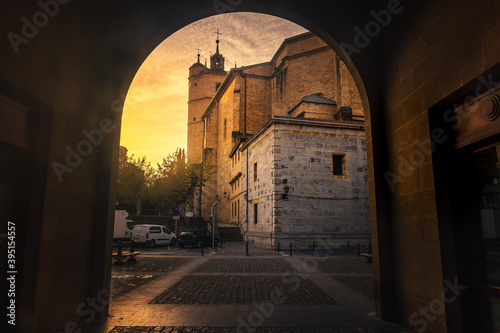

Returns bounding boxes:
[433,79,500,332]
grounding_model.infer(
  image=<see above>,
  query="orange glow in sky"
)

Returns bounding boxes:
[121,12,308,166]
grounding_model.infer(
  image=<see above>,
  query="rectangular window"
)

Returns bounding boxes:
[332,153,345,176]
[253,162,258,182]
[149,226,161,233]
[253,203,258,225]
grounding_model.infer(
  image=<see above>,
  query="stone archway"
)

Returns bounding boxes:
[1,0,499,332]
[0,2,413,331]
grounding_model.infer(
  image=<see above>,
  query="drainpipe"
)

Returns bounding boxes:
[198,118,207,218]
[243,73,249,241]
[245,146,249,241]
[242,72,247,136]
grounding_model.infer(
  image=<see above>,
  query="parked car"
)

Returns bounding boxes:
[178,230,218,248]
[131,224,176,247]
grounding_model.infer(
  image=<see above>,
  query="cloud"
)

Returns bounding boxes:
[122,12,309,165]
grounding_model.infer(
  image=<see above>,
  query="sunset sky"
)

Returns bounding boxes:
[120,12,308,166]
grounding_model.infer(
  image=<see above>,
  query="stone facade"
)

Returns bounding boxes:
[189,32,368,248]
[241,118,370,248]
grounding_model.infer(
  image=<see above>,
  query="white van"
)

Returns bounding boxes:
[132,224,176,247]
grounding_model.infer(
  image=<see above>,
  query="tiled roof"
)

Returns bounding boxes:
[301,93,337,105]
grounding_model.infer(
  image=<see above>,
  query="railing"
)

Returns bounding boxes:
[274,240,372,257]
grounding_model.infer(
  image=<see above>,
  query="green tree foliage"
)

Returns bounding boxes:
[116,146,210,216]
[116,146,153,215]
[149,148,200,216]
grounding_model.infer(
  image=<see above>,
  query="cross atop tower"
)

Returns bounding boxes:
[210,29,225,70]
[214,29,222,41]
[214,29,222,54]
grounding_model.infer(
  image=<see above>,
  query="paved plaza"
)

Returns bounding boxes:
[87,242,407,333]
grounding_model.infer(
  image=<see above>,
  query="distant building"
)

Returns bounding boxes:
[187,32,370,248]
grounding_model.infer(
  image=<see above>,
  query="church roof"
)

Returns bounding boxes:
[301,93,337,105]
[270,32,314,65]
[288,93,337,115]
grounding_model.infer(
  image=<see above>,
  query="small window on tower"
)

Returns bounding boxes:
[253,162,258,182]
[253,202,258,225]
[331,153,346,176]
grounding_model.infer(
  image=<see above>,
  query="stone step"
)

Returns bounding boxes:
[218,226,244,241]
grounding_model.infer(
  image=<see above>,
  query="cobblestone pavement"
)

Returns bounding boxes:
[314,257,373,274]
[332,275,373,300]
[194,258,297,273]
[111,274,158,300]
[310,257,374,300]
[85,242,408,333]
[112,257,193,273]
[108,326,381,332]
[149,275,337,305]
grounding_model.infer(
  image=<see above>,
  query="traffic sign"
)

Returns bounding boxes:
[173,209,180,216]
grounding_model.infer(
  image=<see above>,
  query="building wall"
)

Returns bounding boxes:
[229,149,243,225]
[272,48,338,117]
[339,60,363,118]
[200,34,366,226]
[201,102,219,219]
[243,73,272,135]
[241,125,276,247]
[215,79,238,223]
[289,102,337,119]
[375,2,500,330]
[242,120,370,249]
[188,69,227,162]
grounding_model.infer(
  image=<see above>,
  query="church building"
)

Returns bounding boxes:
[188,32,371,248]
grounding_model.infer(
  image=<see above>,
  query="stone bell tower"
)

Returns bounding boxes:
[187,31,227,163]
[187,31,228,217]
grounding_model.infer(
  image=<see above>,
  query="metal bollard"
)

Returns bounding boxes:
[246,242,249,256]
[277,242,280,253]
[347,240,350,252]
[358,243,360,257]
[201,244,204,256]
[290,242,293,257]
[312,241,316,254]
